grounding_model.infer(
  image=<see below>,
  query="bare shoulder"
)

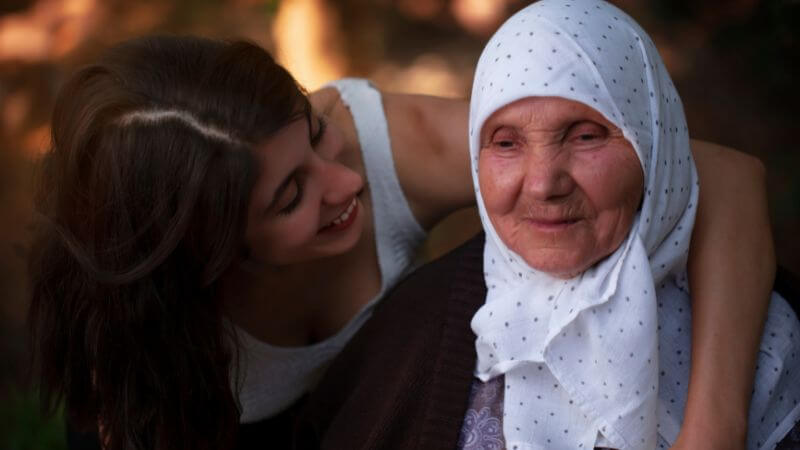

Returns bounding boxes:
[309,84,467,161]
[381,91,474,227]
[689,138,765,176]
[381,92,469,156]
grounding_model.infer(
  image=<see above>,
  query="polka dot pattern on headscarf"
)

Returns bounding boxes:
[467,1,800,449]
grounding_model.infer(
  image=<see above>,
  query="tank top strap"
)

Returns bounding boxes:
[325,78,425,289]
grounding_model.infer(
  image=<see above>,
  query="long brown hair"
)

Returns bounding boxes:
[28,35,309,449]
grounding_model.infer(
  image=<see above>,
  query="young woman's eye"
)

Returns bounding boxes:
[310,116,327,147]
[277,178,304,216]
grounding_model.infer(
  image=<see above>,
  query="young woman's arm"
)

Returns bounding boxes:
[382,92,473,229]
[384,91,773,447]
[672,141,774,450]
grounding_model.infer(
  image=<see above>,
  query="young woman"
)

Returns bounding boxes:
[30,35,774,449]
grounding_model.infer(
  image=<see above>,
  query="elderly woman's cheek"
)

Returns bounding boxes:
[568,144,642,267]
[594,149,644,252]
[478,154,524,215]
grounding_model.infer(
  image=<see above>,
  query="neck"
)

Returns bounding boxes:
[219,230,381,347]
[220,262,317,346]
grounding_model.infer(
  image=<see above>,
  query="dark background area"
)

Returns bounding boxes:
[0,0,797,446]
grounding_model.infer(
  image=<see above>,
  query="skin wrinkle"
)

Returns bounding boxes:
[479,97,643,279]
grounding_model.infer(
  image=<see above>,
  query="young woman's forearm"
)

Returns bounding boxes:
[675,141,775,449]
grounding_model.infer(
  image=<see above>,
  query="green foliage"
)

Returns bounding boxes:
[0,387,66,450]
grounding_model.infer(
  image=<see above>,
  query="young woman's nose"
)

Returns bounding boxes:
[318,157,363,205]
[522,151,574,201]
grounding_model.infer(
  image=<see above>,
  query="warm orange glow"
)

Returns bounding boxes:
[450,0,508,36]
[0,0,99,62]
[0,16,50,62]
[2,90,31,135]
[272,0,347,90]
[117,2,172,35]
[371,53,468,98]
[397,0,445,20]
[21,123,51,159]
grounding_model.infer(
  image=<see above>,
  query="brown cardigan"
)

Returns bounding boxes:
[294,233,487,449]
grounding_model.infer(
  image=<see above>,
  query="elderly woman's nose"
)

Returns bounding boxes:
[521,153,574,200]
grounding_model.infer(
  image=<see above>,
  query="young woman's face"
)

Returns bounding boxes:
[244,112,364,266]
[478,97,644,278]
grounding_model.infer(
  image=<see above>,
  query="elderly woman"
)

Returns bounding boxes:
[295,1,800,449]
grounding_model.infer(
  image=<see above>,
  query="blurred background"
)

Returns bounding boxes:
[0,0,797,447]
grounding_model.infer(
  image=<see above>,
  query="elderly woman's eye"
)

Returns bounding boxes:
[568,122,608,144]
[489,127,519,150]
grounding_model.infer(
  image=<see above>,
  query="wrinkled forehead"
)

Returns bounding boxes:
[479,95,621,141]
[469,0,660,170]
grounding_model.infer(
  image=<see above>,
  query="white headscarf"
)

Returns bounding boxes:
[469,1,698,448]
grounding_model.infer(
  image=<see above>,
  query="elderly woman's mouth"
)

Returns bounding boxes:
[524,217,581,231]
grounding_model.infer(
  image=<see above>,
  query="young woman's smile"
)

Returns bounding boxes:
[319,197,359,233]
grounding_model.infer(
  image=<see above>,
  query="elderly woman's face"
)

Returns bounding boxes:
[478,97,644,278]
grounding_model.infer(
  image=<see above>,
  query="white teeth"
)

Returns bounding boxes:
[330,198,356,227]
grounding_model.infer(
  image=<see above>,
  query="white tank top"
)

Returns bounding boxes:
[235,78,426,422]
